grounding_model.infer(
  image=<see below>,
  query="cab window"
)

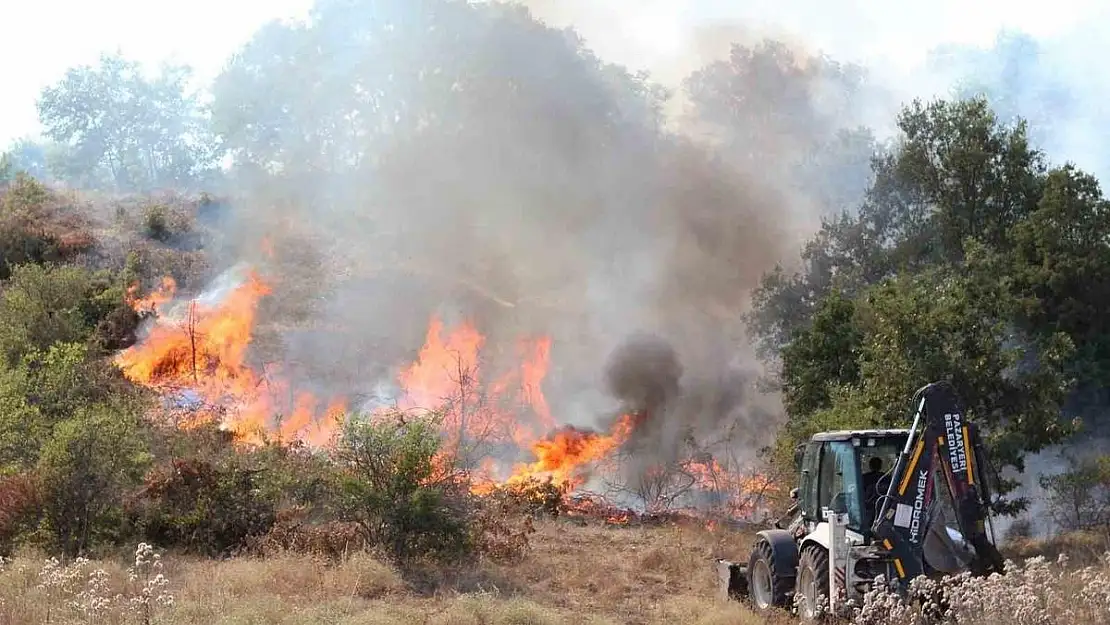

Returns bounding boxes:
[817,441,863,529]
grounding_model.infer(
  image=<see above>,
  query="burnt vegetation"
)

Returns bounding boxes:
[0,2,1109,623]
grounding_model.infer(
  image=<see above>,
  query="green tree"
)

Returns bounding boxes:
[749,97,1047,361]
[779,289,863,418]
[775,248,1075,506]
[37,53,215,190]
[1008,166,1110,386]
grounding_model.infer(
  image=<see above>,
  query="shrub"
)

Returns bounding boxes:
[331,411,475,564]
[1040,454,1110,534]
[470,499,536,564]
[246,507,364,559]
[0,472,40,554]
[33,404,151,558]
[128,457,277,557]
[143,204,171,242]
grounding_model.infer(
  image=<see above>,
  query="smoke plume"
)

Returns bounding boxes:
[186,0,884,482]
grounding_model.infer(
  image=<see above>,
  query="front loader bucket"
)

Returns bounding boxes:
[716,559,748,601]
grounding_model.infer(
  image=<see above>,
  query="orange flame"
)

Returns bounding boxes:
[116,268,770,520]
[126,276,177,316]
[115,269,346,443]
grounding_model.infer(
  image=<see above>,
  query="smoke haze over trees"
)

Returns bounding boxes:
[1,0,1109,550]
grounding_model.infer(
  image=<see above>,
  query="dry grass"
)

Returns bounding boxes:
[0,520,768,625]
[3,520,1106,625]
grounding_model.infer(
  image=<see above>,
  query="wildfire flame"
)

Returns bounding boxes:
[116,268,768,519]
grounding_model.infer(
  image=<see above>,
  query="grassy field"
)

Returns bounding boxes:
[3,519,1108,625]
[0,519,772,625]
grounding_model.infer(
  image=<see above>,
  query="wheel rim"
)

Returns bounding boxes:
[751,560,774,609]
[797,563,819,619]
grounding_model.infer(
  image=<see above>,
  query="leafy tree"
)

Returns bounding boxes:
[37,53,215,191]
[212,0,666,177]
[749,96,1047,361]
[777,251,1074,508]
[750,96,1097,510]
[1008,166,1110,386]
[684,39,879,215]
[779,289,863,418]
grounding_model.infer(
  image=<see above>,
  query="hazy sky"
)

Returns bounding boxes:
[1,0,1106,147]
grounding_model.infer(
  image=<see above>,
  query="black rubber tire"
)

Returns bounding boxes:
[745,538,794,613]
[796,544,830,621]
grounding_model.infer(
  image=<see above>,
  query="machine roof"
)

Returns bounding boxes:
[810,429,910,442]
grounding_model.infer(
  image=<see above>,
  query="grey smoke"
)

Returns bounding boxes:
[193,0,1110,490]
[190,0,864,481]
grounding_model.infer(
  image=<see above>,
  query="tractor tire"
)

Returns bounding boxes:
[745,538,794,614]
[795,544,830,621]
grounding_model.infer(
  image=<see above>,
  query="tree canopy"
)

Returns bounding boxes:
[35,53,216,191]
[748,95,1110,509]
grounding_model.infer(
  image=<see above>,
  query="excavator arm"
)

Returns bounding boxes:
[871,381,1005,585]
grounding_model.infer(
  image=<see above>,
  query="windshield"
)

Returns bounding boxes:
[816,437,906,532]
[859,439,905,530]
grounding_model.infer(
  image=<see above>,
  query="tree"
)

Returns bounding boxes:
[1039,454,1110,534]
[684,39,879,216]
[750,96,1092,509]
[1008,166,1110,386]
[748,96,1047,362]
[0,139,51,181]
[779,290,863,418]
[37,53,215,191]
[777,253,1074,508]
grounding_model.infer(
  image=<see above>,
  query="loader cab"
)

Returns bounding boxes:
[796,430,909,537]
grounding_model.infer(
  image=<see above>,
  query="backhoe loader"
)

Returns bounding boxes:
[716,381,1006,620]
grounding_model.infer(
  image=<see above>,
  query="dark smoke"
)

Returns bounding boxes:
[603,333,776,484]
[605,334,683,415]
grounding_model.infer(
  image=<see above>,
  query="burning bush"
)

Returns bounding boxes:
[476,477,564,520]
